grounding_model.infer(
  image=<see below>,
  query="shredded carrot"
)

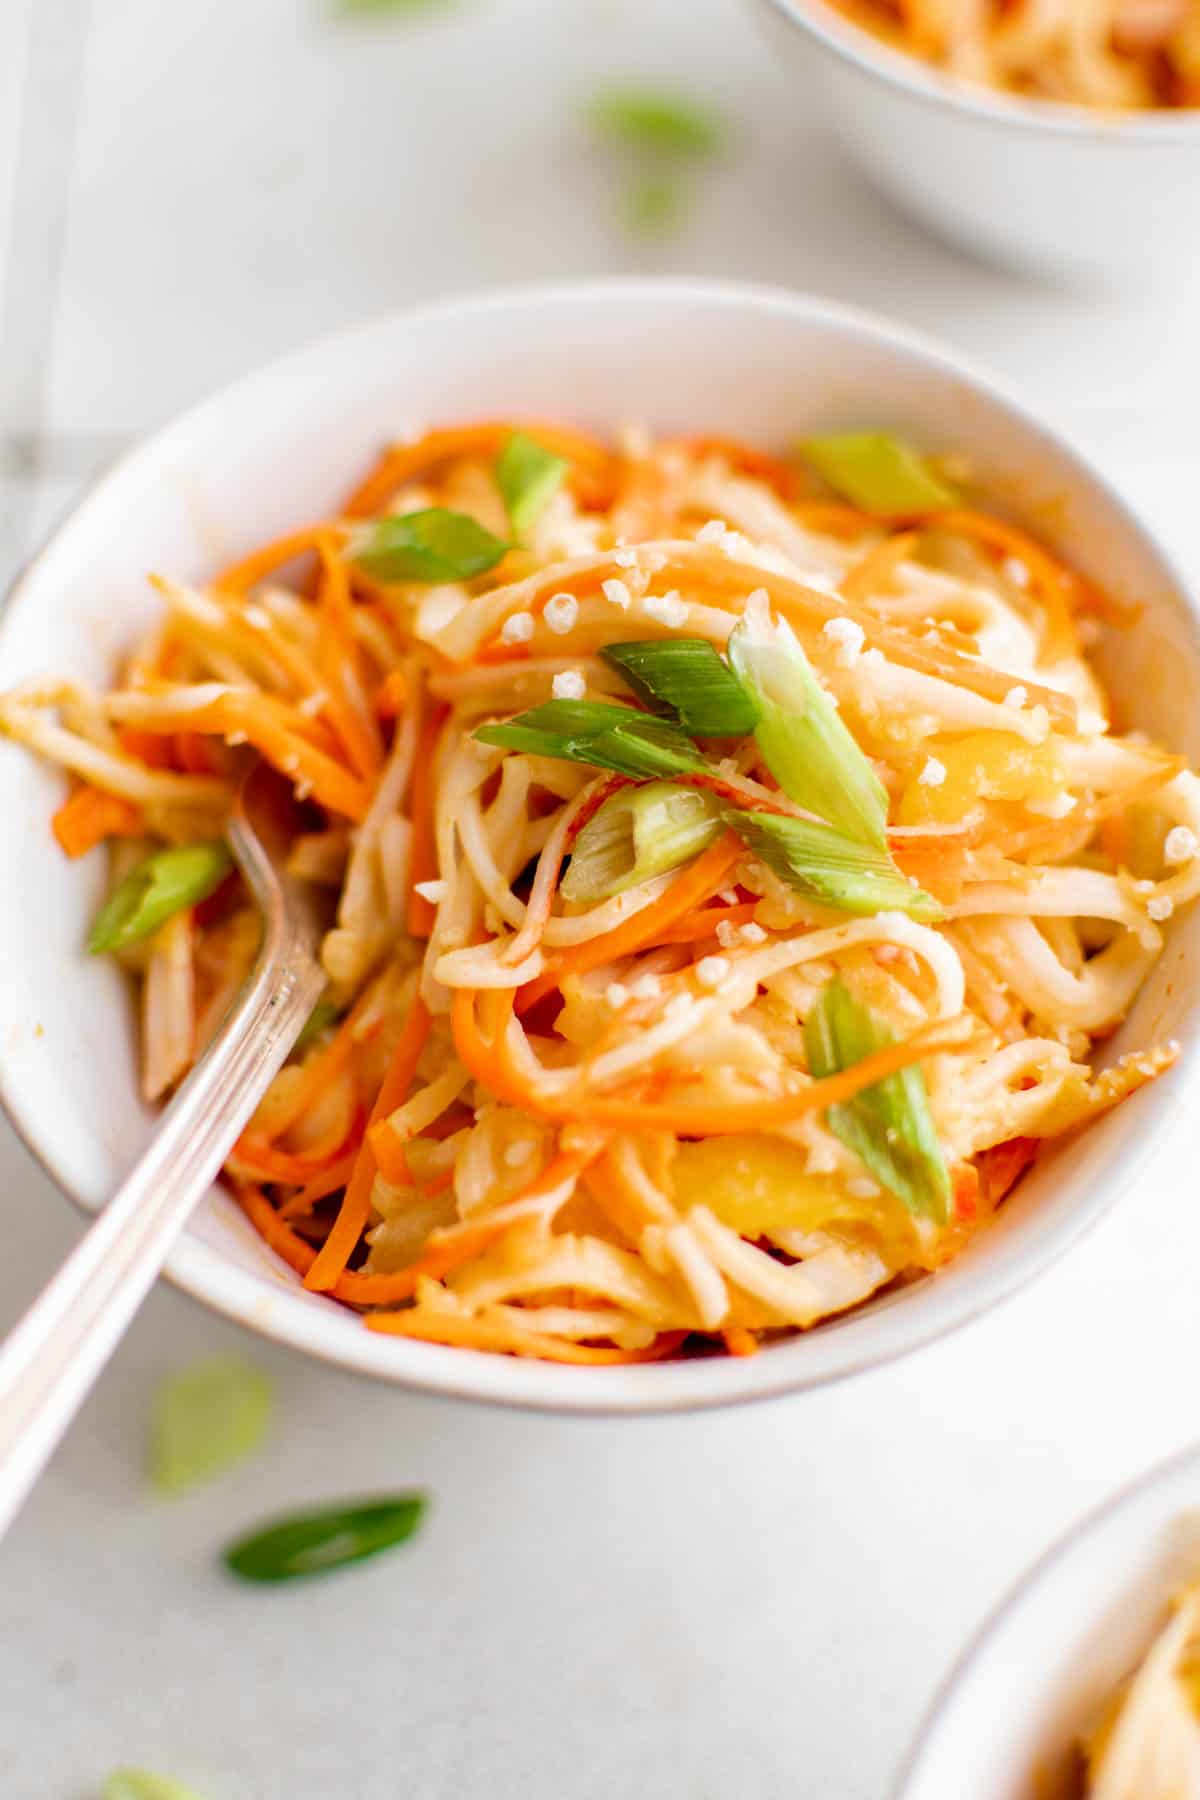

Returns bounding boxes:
[51,785,143,858]
[517,832,744,1014]
[650,902,759,947]
[117,724,175,769]
[213,525,337,595]
[364,1310,688,1364]
[343,421,616,518]
[314,530,382,780]
[792,502,878,537]
[839,530,918,603]
[455,985,967,1134]
[952,1162,981,1222]
[375,668,408,720]
[977,1136,1038,1205]
[407,701,447,937]
[664,434,803,500]
[722,1326,759,1357]
[304,997,431,1292]
[927,510,1079,658]
[278,1150,362,1219]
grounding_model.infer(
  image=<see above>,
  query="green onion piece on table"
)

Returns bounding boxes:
[353,509,510,583]
[223,1493,428,1583]
[729,812,940,921]
[495,432,568,536]
[561,781,724,904]
[601,638,759,737]
[150,1354,274,1496]
[727,599,889,847]
[804,976,951,1222]
[588,87,726,156]
[801,432,956,517]
[103,1771,209,1800]
[88,842,232,955]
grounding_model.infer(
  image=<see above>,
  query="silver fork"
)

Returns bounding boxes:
[0,764,325,1538]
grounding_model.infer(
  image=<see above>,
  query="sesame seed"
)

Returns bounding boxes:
[605,982,629,1009]
[715,921,738,949]
[500,611,534,644]
[643,591,688,628]
[612,548,638,569]
[665,993,693,1022]
[414,879,446,904]
[917,756,947,787]
[630,973,662,1001]
[696,955,729,988]
[1002,557,1030,588]
[504,1141,534,1167]
[1148,895,1175,921]
[601,578,632,610]
[552,670,585,700]
[848,1177,880,1199]
[543,593,578,635]
[1165,826,1198,866]
[738,921,767,945]
[1003,685,1028,709]
[821,616,865,667]
[696,519,728,545]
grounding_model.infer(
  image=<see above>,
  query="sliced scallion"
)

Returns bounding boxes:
[561,781,724,904]
[801,432,956,517]
[728,811,940,921]
[223,1493,427,1583]
[353,509,510,583]
[150,1354,274,1496]
[726,600,889,847]
[804,976,951,1222]
[475,699,704,780]
[293,997,342,1053]
[495,432,568,536]
[103,1770,208,1800]
[88,841,232,955]
[588,87,725,156]
[601,638,759,737]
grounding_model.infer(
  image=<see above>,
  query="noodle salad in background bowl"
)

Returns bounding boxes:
[0,280,1197,1413]
[754,0,1200,281]
[897,1441,1200,1798]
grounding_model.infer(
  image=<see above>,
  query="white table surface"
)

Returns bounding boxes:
[3,3,1200,1795]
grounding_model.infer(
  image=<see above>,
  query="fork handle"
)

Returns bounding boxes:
[0,930,323,1539]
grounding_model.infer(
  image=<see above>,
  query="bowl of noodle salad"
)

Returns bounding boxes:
[897,1442,1200,1798]
[755,0,1200,280]
[0,281,1197,1412]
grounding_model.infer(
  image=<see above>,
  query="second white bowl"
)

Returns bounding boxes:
[756,0,1200,283]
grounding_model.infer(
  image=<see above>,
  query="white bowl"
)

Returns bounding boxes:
[756,0,1200,283]
[896,1441,1200,1796]
[2,279,1198,1414]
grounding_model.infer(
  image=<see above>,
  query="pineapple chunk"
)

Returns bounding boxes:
[898,731,1065,826]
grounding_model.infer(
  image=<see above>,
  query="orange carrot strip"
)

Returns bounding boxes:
[516,832,743,1014]
[792,502,877,537]
[927,510,1078,657]
[304,996,431,1292]
[650,903,758,947]
[51,786,143,858]
[364,1310,687,1364]
[976,1136,1038,1206]
[722,1326,759,1357]
[213,525,337,595]
[839,530,918,603]
[375,669,408,720]
[454,987,966,1134]
[407,701,447,937]
[343,422,615,518]
[665,434,803,500]
[278,1150,362,1219]
[119,692,370,822]
[314,530,382,780]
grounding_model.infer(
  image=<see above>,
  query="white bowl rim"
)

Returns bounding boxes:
[761,0,1200,142]
[2,274,1197,1416]
[892,1435,1200,1795]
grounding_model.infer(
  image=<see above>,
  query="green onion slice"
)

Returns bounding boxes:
[801,432,956,517]
[103,1771,208,1800]
[495,432,569,536]
[561,781,724,904]
[223,1493,427,1583]
[293,997,342,1054]
[601,638,759,737]
[804,976,951,1222]
[729,811,940,921]
[150,1354,274,1496]
[88,841,232,955]
[353,509,510,583]
[475,700,704,781]
[727,599,889,847]
[588,87,725,156]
